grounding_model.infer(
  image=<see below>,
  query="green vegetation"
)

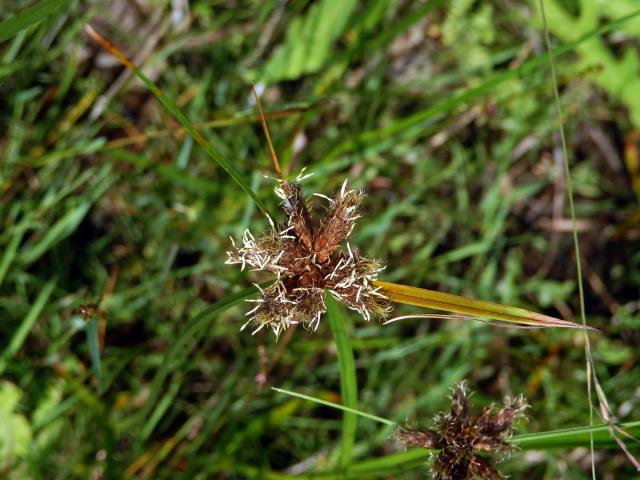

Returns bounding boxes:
[1,1,639,478]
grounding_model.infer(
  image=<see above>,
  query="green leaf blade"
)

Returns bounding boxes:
[85,317,102,388]
[325,291,358,467]
[374,280,594,330]
[0,0,70,43]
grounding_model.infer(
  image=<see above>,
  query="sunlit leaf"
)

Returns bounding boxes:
[374,280,595,330]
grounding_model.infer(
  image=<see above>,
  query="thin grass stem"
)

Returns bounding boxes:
[538,1,596,476]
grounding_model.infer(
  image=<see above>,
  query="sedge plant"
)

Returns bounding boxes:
[0,6,638,479]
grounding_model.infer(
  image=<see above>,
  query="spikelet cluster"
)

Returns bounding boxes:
[396,381,529,479]
[226,179,391,336]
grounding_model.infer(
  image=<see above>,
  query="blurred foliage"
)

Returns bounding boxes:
[260,0,359,82]
[0,382,32,478]
[1,0,640,478]
[537,0,640,126]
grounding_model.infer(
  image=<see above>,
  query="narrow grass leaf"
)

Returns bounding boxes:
[141,379,181,441]
[513,421,640,450]
[345,448,429,477]
[109,148,219,195]
[0,0,70,43]
[227,450,428,479]
[85,317,102,388]
[540,1,640,472]
[374,280,594,330]
[21,202,91,266]
[0,221,27,288]
[84,25,267,214]
[103,105,315,150]
[538,0,597,473]
[0,278,56,376]
[272,387,395,427]
[325,292,359,467]
[20,167,114,266]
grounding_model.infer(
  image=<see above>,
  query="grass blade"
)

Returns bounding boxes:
[85,317,103,388]
[84,25,267,215]
[0,0,70,43]
[513,421,640,450]
[0,221,27,288]
[21,202,91,265]
[0,278,56,376]
[272,387,395,427]
[325,292,359,467]
[374,280,594,330]
[344,448,429,477]
[103,105,314,150]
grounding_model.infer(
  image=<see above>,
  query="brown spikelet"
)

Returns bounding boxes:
[226,178,391,336]
[276,182,315,251]
[395,429,441,449]
[314,181,364,264]
[396,381,529,480]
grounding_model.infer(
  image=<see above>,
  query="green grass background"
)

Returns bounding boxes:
[1,0,640,478]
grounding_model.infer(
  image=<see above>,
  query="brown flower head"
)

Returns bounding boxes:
[396,381,529,480]
[226,179,391,336]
